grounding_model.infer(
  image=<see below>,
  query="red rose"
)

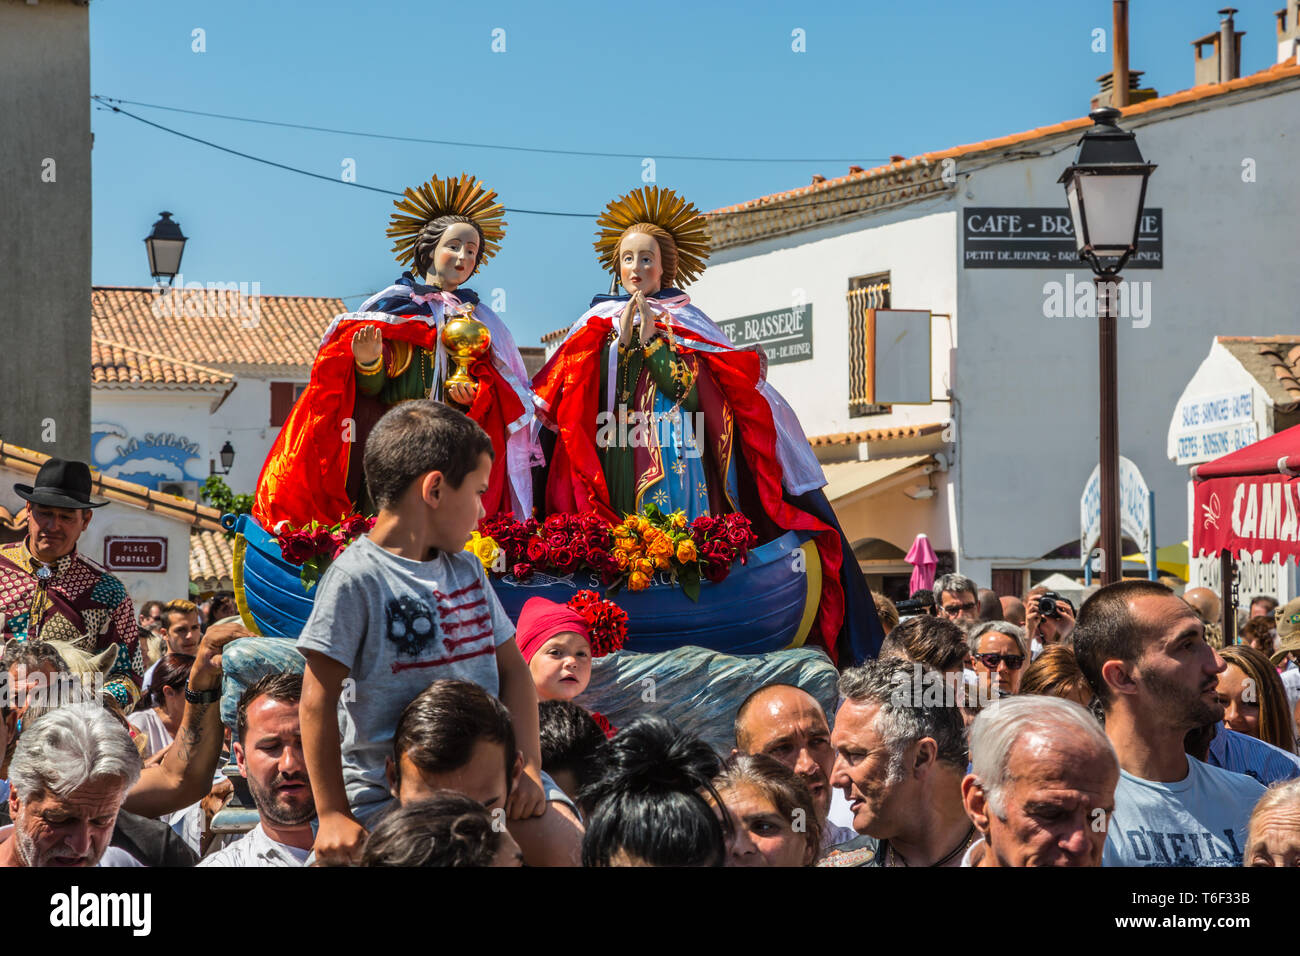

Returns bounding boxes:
[282,533,316,566]
[342,514,371,539]
[552,547,576,571]
[526,538,550,564]
[512,562,534,580]
[726,527,750,547]
[542,514,568,535]
[691,515,718,537]
[702,560,731,583]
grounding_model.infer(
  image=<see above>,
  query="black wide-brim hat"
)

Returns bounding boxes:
[14,458,109,509]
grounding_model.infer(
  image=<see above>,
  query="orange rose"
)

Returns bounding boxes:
[636,558,656,577]
[676,539,697,563]
[629,570,651,591]
[614,550,630,570]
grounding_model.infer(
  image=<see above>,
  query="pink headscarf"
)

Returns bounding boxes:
[515,597,591,663]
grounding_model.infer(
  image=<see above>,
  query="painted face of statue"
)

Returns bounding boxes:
[618,232,662,297]
[428,222,482,291]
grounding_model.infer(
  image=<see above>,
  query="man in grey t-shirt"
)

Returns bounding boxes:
[1073,580,1266,866]
[298,535,514,823]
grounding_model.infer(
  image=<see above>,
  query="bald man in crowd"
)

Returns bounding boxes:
[977,589,1003,622]
[734,684,856,852]
[1183,587,1224,647]
[1000,596,1026,628]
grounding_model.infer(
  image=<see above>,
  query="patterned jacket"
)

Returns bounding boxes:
[0,540,142,710]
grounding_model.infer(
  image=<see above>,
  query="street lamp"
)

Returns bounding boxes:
[211,441,236,475]
[1059,107,1156,585]
[144,211,188,285]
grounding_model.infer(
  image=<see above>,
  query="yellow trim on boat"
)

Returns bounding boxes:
[231,534,263,636]
[784,540,821,650]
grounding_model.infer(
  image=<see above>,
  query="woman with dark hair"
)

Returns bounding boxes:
[713,753,821,867]
[127,653,193,758]
[580,715,728,867]
[360,792,523,867]
[1219,645,1296,754]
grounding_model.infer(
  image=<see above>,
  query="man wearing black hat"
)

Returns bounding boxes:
[0,459,142,711]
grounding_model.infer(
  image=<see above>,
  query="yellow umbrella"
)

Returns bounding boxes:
[1123,541,1189,580]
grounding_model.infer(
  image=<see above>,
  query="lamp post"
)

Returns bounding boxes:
[1059,107,1155,585]
[211,440,236,475]
[144,211,188,285]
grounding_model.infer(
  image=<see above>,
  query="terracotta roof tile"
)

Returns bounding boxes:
[92,337,235,389]
[0,440,224,531]
[705,57,1300,249]
[91,287,345,370]
[808,422,945,447]
[190,528,234,591]
[1216,336,1300,406]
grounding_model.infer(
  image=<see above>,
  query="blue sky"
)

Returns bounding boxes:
[90,0,1282,345]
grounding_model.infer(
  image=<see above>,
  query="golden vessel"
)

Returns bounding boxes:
[441,307,492,393]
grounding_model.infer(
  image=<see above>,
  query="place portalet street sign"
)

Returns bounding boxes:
[103,536,168,573]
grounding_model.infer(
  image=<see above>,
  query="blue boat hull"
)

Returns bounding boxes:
[229,513,820,655]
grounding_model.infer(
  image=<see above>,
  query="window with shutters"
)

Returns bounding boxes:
[847,273,891,417]
[269,381,304,427]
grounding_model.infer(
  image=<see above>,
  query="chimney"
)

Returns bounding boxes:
[1193,8,1245,85]
[888,154,905,163]
[811,174,826,184]
[1092,2,1158,108]
[1278,0,1300,63]
[1113,0,1130,107]
[848,165,864,174]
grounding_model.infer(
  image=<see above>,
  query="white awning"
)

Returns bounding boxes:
[820,455,934,505]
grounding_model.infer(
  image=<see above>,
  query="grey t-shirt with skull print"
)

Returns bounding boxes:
[297,534,514,821]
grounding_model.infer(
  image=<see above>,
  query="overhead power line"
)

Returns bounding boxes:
[93,95,888,165]
[93,98,949,220]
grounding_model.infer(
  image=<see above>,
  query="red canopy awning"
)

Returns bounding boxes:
[1192,424,1300,562]
[1191,423,1300,480]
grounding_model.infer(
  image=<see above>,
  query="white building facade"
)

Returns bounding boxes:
[690,58,1300,598]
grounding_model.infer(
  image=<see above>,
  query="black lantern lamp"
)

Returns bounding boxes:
[1058,108,1157,277]
[144,211,188,284]
[212,440,236,475]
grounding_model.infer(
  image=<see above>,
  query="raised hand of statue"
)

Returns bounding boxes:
[446,381,477,407]
[618,296,638,349]
[351,325,383,366]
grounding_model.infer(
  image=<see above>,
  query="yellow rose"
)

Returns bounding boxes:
[669,512,688,531]
[676,539,697,563]
[629,570,651,591]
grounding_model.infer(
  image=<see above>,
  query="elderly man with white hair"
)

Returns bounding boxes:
[1244,778,1300,867]
[960,695,1119,867]
[0,705,143,867]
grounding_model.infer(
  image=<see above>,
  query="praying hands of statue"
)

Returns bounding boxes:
[618,296,638,350]
[352,324,383,366]
[635,292,662,344]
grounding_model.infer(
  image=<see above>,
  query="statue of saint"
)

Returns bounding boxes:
[254,174,540,529]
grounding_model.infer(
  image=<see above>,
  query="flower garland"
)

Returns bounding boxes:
[272,514,376,590]
[474,504,756,601]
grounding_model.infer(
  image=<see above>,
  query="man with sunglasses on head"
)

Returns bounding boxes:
[933,574,981,626]
[968,622,1028,703]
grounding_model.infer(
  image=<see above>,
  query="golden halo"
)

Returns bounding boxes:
[594,187,711,287]
[387,173,507,271]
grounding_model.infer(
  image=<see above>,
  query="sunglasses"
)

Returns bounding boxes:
[974,652,1025,670]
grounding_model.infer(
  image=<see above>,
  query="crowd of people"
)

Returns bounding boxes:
[3,408,1300,868]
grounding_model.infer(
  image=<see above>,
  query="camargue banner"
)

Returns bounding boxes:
[717,304,813,366]
[1193,473,1300,563]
